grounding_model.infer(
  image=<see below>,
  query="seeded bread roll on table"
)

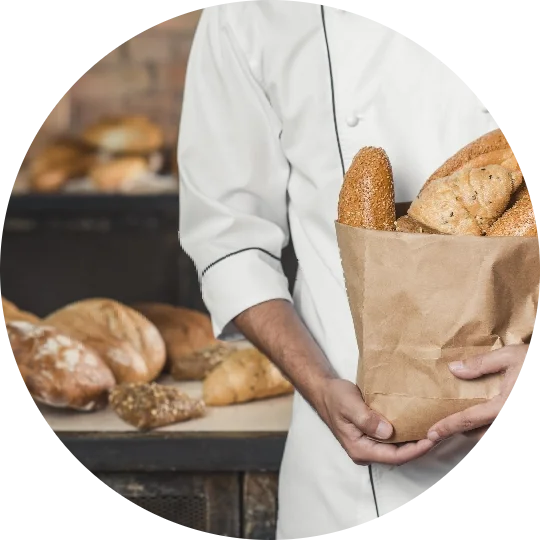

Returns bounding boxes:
[110,382,205,430]
[338,147,396,230]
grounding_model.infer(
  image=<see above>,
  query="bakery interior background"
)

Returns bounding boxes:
[2,10,297,538]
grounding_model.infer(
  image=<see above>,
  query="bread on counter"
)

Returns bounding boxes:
[171,343,235,381]
[133,303,221,378]
[2,297,40,324]
[29,140,95,192]
[89,156,150,192]
[110,382,205,430]
[203,348,294,406]
[45,298,166,384]
[337,146,396,230]
[8,321,115,411]
[82,116,164,154]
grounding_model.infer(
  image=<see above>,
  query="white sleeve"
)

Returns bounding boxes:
[178,7,293,340]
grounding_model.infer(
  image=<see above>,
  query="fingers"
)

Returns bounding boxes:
[340,399,393,440]
[427,398,501,442]
[345,437,435,466]
[448,344,528,380]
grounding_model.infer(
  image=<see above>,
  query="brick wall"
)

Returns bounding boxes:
[27,10,201,161]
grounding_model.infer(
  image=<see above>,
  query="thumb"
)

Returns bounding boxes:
[342,400,393,440]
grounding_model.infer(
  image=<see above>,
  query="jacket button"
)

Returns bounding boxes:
[346,114,362,127]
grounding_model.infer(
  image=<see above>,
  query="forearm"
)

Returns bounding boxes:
[233,299,337,415]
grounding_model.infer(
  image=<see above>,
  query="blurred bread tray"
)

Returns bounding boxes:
[14,115,179,195]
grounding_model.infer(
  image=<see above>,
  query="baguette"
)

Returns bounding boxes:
[487,189,537,237]
[203,348,293,406]
[423,129,510,190]
[337,147,395,230]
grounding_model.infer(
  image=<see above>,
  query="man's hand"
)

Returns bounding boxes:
[233,299,434,467]
[320,378,435,466]
[427,344,528,442]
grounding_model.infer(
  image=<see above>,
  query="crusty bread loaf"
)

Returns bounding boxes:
[2,297,40,324]
[110,382,205,430]
[338,147,396,230]
[487,189,537,237]
[8,321,115,410]
[409,165,522,235]
[132,303,218,377]
[203,348,293,406]
[29,140,95,192]
[45,299,166,384]
[171,343,235,381]
[423,129,510,189]
[89,156,149,192]
[82,116,164,154]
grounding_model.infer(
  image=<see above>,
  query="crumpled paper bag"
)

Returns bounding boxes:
[336,222,539,442]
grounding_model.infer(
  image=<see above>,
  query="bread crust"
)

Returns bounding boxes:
[487,189,537,237]
[338,147,396,230]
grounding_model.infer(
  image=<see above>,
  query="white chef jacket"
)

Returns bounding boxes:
[178,2,498,538]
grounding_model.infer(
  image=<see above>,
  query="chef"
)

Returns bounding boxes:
[178,2,528,538]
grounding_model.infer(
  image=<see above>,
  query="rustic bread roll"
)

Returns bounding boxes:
[45,299,166,384]
[82,116,164,154]
[171,343,235,381]
[132,303,219,377]
[110,382,205,430]
[409,165,522,235]
[338,147,396,230]
[487,189,537,237]
[89,156,149,192]
[203,348,293,406]
[29,140,95,192]
[423,129,510,189]
[8,321,115,410]
[2,297,40,324]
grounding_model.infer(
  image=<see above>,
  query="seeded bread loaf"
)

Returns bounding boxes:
[110,382,205,430]
[337,147,396,230]
[8,321,115,410]
[45,298,166,384]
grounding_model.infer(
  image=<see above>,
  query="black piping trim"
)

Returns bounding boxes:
[201,247,280,277]
[368,465,380,517]
[321,5,346,177]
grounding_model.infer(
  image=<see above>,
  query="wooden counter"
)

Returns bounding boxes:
[38,378,293,537]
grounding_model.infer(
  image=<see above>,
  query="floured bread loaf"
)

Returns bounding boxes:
[409,165,523,235]
[45,299,166,384]
[133,303,218,377]
[110,382,205,430]
[203,348,294,406]
[2,297,40,324]
[395,215,437,234]
[8,321,115,410]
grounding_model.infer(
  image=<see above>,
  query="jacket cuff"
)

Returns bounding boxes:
[201,248,293,339]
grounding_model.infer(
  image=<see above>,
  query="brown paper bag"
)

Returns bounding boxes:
[336,222,539,443]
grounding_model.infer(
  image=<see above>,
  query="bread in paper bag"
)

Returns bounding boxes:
[335,133,540,443]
